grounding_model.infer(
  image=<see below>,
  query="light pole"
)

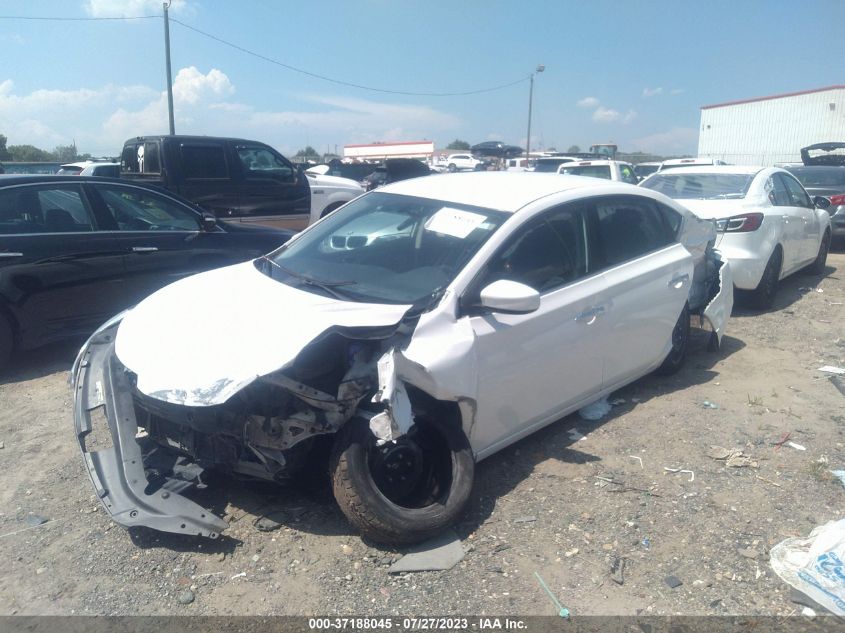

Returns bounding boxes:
[525,64,545,166]
[163,1,175,135]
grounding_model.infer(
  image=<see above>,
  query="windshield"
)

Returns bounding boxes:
[641,173,755,199]
[260,192,508,306]
[559,165,612,180]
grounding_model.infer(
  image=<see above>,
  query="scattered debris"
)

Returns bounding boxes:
[253,510,287,532]
[802,607,817,618]
[24,515,48,527]
[755,475,782,488]
[831,470,845,489]
[230,572,246,580]
[177,590,195,605]
[664,575,683,589]
[818,366,845,375]
[701,400,719,409]
[629,455,644,469]
[787,441,806,451]
[578,397,612,421]
[706,445,758,468]
[609,556,625,585]
[738,547,760,559]
[534,571,569,618]
[774,432,791,450]
[567,428,586,442]
[663,467,695,482]
[388,530,465,573]
[514,516,537,524]
[770,518,845,616]
[642,538,650,550]
[609,398,626,406]
[829,376,845,398]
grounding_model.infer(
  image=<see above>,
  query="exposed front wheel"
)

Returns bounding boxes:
[330,415,474,544]
[447,164,457,173]
[749,247,782,310]
[656,303,689,375]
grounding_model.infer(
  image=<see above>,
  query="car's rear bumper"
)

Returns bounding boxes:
[72,322,227,538]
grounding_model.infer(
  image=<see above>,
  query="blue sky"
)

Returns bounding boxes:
[0,0,843,158]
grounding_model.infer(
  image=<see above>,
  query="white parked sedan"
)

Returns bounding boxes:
[557,159,639,184]
[641,166,832,308]
[72,173,732,544]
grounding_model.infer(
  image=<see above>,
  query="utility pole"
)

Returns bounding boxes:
[525,64,544,166]
[163,2,175,135]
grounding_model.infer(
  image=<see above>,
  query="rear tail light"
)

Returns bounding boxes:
[829,194,845,206]
[715,212,764,233]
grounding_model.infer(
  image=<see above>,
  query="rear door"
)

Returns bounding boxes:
[780,172,820,266]
[233,144,311,231]
[587,195,692,388]
[176,142,241,219]
[0,183,124,348]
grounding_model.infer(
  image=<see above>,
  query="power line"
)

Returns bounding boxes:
[170,18,529,97]
[0,15,159,21]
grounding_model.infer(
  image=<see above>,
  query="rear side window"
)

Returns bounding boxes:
[181,145,228,179]
[122,142,161,174]
[0,185,94,234]
[589,196,677,267]
[559,165,612,179]
[779,173,813,208]
[237,147,294,180]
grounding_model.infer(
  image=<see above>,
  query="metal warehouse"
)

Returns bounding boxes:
[697,85,845,166]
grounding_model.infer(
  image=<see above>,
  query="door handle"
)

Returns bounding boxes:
[131,246,159,253]
[575,305,605,324]
[0,252,24,258]
[668,273,689,289]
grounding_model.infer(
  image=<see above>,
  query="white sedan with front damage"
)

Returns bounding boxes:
[72,172,733,544]
[641,166,832,309]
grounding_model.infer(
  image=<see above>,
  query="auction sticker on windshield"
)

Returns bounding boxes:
[425,208,487,238]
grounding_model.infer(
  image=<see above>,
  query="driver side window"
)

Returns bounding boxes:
[477,204,588,295]
[96,185,200,231]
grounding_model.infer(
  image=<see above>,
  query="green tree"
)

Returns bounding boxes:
[446,139,470,150]
[567,144,581,153]
[0,134,11,161]
[8,144,53,162]
[52,143,79,162]
[295,146,319,157]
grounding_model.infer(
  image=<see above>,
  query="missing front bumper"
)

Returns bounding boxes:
[73,325,227,538]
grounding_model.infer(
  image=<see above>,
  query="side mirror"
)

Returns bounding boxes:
[813,195,832,210]
[200,211,217,231]
[479,279,540,314]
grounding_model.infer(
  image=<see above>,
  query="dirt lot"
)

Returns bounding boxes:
[1,251,843,617]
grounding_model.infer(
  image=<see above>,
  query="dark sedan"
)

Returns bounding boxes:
[784,165,845,241]
[0,175,293,366]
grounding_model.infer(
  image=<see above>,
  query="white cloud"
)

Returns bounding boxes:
[623,110,637,124]
[83,0,188,18]
[643,87,663,98]
[592,106,620,122]
[630,127,698,154]
[171,67,234,104]
[577,96,600,108]
[670,88,685,95]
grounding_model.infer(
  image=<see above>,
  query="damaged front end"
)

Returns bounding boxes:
[73,316,416,538]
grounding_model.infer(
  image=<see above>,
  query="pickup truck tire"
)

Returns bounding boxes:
[320,201,345,219]
[656,303,689,375]
[0,314,13,371]
[330,416,474,545]
[749,246,782,310]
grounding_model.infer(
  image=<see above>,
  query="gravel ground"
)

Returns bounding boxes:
[0,250,843,617]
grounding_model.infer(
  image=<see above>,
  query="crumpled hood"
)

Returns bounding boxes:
[676,199,753,220]
[307,172,363,191]
[115,261,411,407]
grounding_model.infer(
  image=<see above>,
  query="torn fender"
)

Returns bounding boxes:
[114,261,411,407]
[702,250,734,346]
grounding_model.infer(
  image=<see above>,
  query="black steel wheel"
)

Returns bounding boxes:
[656,303,690,375]
[749,246,782,310]
[330,415,474,544]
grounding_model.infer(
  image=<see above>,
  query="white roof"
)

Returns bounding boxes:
[378,172,637,212]
[657,165,766,176]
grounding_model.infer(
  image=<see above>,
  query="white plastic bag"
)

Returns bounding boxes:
[769,518,845,615]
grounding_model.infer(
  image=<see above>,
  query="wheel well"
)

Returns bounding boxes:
[406,385,465,435]
[320,201,346,218]
[0,301,19,341]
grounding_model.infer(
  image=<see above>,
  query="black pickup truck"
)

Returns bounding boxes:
[120,135,311,230]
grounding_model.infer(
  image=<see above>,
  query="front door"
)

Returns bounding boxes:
[464,203,606,456]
